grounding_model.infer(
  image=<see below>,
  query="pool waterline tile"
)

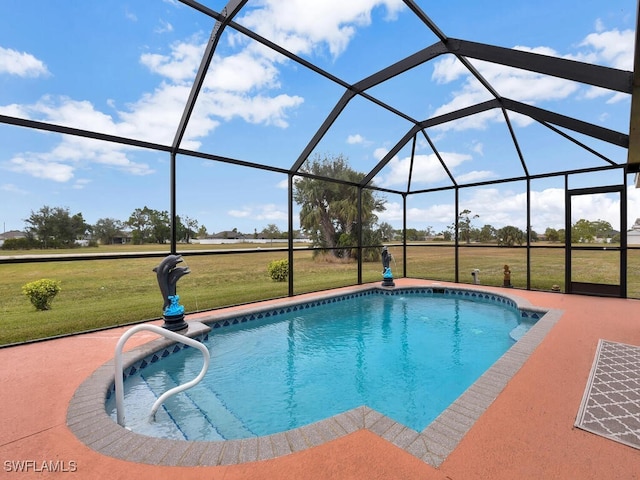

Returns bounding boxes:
[67,283,562,468]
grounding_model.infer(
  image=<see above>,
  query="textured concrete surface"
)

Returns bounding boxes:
[2,280,640,479]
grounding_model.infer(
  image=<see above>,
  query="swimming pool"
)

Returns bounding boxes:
[106,287,541,441]
[68,283,561,467]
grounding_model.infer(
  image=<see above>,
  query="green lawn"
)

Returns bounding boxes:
[1,243,638,345]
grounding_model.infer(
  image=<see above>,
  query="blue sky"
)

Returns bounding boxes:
[0,0,638,236]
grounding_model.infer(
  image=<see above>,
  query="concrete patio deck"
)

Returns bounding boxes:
[1,279,639,479]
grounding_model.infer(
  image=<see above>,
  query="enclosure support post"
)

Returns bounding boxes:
[526,178,531,290]
[170,152,177,255]
[454,187,460,283]
[402,193,407,278]
[564,174,571,292]
[357,187,363,284]
[621,172,628,298]
[288,173,295,297]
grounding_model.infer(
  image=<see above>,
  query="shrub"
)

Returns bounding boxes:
[22,279,61,311]
[267,259,289,282]
[1,237,35,250]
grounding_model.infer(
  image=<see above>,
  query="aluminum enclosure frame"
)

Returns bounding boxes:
[1,0,638,299]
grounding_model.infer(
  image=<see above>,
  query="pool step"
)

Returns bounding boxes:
[180,381,255,440]
[107,374,186,440]
[147,370,254,440]
[509,323,529,342]
[142,373,226,441]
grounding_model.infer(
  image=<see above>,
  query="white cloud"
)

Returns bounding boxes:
[373,147,389,160]
[578,26,634,70]
[203,48,282,92]
[6,155,75,182]
[140,40,203,83]
[119,83,212,148]
[1,96,155,177]
[606,92,629,104]
[570,192,620,227]
[431,56,579,126]
[228,208,251,218]
[228,204,287,222]
[39,96,119,134]
[377,152,472,188]
[0,103,28,117]
[237,0,405,58]
[471,142,484,156]
[347,134,365,144]
[456,170,495,183]
[431,55,467,84]
[255,204,287,221]
[0,183,29,195]
[155,20,174,34]
[124,8,137,22]
[139,39,304,133]
[200,91,303,128]
[72,178,91,190]
[378,200,454,226]
[0,47,49,77]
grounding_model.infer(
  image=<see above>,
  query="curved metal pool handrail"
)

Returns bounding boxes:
[114,323,210,427]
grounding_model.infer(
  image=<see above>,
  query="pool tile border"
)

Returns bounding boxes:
[67,283,562,468]
[199,286,545,332]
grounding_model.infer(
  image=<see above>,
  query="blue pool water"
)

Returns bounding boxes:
[108,290,536,441]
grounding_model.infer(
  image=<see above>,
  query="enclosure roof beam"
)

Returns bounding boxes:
[446,38,633,93]
[352,42,449,92]
[402,0,448,42]
[171,0,247,152]
[414,97,627,147]
[501,98,629,147]
[537,121,619,167]
[361,125,422,187]
[420,129,458,187]
[418,99,502,129]
[290,90,358,173]
[0,114,173,153]
[502,109,530,177]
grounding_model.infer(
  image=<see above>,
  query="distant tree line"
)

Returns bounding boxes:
[6,206,92,249]
[1,205,304,250]
[0,205,196,249]
[441,210,617,246]
[376,211,618,247]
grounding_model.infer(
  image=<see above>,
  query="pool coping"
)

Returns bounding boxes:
[66,283,563,468]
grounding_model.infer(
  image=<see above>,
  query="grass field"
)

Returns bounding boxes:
[1,242,639,345]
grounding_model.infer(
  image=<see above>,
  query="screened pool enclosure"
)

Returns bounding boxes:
[1,0,640,329]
